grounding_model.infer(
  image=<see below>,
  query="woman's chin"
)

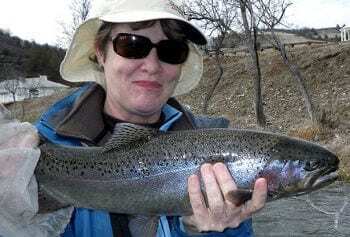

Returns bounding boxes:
[132,101,163,116]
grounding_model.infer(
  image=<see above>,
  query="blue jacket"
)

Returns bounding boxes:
[35,83,254,237]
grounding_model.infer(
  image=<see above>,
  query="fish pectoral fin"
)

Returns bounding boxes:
[103,123,159,152]
[225,189,253,206]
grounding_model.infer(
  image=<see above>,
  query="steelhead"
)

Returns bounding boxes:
[36,123,339,215]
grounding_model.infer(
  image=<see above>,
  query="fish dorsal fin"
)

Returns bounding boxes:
[103,123,158,152]
[225,189,253,206]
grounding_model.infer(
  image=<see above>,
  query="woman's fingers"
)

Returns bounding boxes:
[188,174,208,218]
[212,162,237,201]
[201,164,224,211]
[240,178,267,219]
[186,163,268,233]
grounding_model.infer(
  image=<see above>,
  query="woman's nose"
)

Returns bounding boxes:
[141,48,162,73]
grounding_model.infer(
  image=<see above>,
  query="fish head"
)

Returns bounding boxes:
[261,138,339,201]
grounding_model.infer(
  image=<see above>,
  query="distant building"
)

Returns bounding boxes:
[0,75,68,104]
[341,27,350,41]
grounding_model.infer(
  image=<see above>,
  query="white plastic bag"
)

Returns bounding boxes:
[0,104,73,237]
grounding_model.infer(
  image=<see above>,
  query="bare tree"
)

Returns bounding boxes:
[0,66,22,103]
[0,64,27,119]
[1,79,25,119]
[257,0,316,121]
[236,0,267,126]
[57,0,91,48]
[174,0,239,114]
[3,79,20,104]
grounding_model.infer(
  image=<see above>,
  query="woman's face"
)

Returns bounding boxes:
[97,21,182,124]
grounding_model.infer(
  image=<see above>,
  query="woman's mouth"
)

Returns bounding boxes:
[133,80,162,90]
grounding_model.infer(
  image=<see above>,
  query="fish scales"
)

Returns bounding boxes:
[35,124,339,215]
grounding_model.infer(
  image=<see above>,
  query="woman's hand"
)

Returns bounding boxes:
[183,163,267,233]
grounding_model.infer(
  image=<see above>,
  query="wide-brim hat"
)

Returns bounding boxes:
[60,0,207,96]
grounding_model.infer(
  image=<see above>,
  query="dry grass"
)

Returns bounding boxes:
[287,123,323,141]
[6,88,73,123]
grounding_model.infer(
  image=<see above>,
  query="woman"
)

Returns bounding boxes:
[1,0,267,236]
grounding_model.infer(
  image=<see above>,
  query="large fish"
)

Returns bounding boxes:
[36,123,339,215]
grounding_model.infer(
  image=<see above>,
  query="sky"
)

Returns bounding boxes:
[0,0,349,46]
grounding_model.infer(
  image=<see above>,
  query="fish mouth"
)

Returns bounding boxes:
[305,166,338,190]
[311,170,338,189]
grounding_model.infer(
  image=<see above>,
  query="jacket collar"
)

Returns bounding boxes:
[46,83,195,143]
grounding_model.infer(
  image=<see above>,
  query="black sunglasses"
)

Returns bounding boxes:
[112,33,189,64]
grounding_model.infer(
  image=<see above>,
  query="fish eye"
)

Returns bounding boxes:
[304,160,321,171]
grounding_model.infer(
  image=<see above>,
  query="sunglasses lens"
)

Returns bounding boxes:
[113,34,151,59]
[158,40,189,64]
[113,33,189,64]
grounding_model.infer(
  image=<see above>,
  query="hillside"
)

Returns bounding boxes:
[0,29,65,83]
[7,41,350,179]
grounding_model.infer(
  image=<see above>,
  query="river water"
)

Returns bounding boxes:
[253,181,350,236]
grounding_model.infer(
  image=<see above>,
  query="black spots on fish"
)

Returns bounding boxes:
[266,138,273,144]
[140,168,150,176]
[258,147,265,155]
[243,144,250,151]
[241,136,248,144]
[157,159,170,167]
[129,165,137,174]
[164,159,169,166]
[39,168,45,175]
[296,149,301,157]
[184,159,189,166]
[272,147,280,153]
[193,159,200,166]
[139,158,153,167]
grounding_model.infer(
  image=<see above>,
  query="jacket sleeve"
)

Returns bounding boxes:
[168,217,254,237]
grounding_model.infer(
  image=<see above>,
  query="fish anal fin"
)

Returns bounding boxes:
[225,189,253,206]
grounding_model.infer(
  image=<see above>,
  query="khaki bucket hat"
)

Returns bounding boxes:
[60,0,207,96]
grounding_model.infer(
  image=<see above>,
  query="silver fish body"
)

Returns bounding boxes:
[36,124,339,215]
